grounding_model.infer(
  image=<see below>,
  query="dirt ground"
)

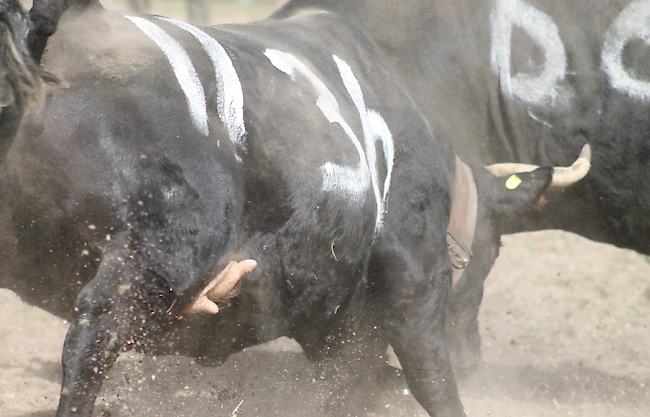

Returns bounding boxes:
[2,230,649,417]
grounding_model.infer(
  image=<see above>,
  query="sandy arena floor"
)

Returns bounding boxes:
[2,230,649,416]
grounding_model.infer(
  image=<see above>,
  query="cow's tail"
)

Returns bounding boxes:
[0,0,45,159]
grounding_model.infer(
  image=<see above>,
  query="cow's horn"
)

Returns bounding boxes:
[485,144,591,190]
[546,144,591,190]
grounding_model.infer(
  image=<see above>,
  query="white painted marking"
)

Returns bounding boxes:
[125,16,209,136]
[602,0,650,102]
[264,49,372,204]
[264,50,394,231]
[527,109,554,129]
[156,17,248,154]
[332,55,394,230]
[490,0,567,105]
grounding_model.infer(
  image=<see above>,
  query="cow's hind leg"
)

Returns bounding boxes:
[369,221,466,416]
[56,249,176,417]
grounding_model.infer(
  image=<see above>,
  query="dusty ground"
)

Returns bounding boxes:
[2,230,649,417]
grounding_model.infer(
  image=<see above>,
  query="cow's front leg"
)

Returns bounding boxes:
[446,229,500,378]
[446,214,503,378]
[369,235,466,417]
[28,0,67,64]
[446,267,483,379]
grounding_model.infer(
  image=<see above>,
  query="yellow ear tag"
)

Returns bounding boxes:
[506,174,522,190]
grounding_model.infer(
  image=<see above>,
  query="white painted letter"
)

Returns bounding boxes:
[332,55,394,230]
[264,50,394,232]
[264,49,372,204]
[602,0,650,102]
[490,0,567,105]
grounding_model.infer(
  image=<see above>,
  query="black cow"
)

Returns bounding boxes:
[0,0,588,416]
[2,0,468,415]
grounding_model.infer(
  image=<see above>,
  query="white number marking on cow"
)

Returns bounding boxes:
[126,16,209,136]
[602,0,650,102]
[264,49,371,203]
[156,17,248,156]
[490,0,568,106]
[264,49,393,231]
[332,55,394,230]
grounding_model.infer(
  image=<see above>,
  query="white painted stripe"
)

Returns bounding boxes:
[264,48,372,204]
[602,0,650,102]
[156,17,248,153]
[332,55,394,230]
[125,16,209,136]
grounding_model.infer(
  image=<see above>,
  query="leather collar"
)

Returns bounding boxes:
[447,158,478,287]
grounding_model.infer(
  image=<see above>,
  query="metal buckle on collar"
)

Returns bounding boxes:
[447,228,472,270]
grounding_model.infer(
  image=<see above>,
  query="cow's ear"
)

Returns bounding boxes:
[471,166,553,217]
